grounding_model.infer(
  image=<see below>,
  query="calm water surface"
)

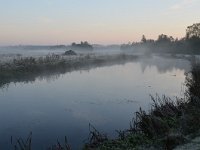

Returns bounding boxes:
[0,55,190,149]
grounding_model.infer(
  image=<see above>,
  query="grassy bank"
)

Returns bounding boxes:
[84,61,200,150]
[0,53,138,88]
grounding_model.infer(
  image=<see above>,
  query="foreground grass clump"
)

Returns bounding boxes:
[11,133,71,150]
[84,62,200,150]
[84,97,187,150]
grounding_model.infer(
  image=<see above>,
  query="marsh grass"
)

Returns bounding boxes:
[47,137,71,150]
[84,124,108,149]
[11,132,32,150]
[11,133,71,150]
[84,96,187,150]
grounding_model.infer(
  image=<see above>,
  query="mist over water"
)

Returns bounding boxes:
[0,0,200,148]
[0,48,191,149]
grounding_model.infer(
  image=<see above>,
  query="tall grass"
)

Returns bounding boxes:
[11,133,71,150]
[11,132,32,150]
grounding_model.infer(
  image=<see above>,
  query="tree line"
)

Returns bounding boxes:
[70,41,93,51]
[121,23,200,54]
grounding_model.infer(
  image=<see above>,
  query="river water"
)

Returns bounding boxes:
[0,55,191,149]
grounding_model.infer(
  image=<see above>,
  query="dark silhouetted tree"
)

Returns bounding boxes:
[157,34,174,43]
[141,35,147,43]
[186,23,200,39]
[70,41,93,51]
[121,23,200,54]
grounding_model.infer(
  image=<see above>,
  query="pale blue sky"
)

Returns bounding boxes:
[0,0,200,45]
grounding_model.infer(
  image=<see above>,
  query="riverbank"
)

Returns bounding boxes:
[84,62,200,150]
[0,53,138,88]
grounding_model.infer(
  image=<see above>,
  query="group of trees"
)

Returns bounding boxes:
[70,41,93,51]
[121,23,200,54]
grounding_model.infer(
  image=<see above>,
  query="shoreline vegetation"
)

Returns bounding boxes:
[0,53,139,88]
[0,52,193,89]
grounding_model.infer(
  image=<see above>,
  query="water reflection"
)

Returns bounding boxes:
[0,54,191,89]
[0,54,191,149]
[140,55,191,73]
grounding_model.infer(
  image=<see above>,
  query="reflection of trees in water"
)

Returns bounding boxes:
[139,55,191,74]
[0,54,193,89]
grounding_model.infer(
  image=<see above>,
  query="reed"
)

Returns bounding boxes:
[11,132,32,150]
[11,133,71,150]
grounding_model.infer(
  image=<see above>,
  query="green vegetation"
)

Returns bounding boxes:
[121,23,200,54]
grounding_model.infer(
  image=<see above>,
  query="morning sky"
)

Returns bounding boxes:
[0,0,200,45]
